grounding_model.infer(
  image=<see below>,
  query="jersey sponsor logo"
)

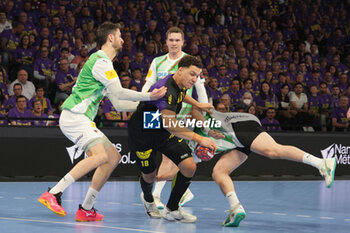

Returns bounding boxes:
[136,149,152,160]
[143,110,161,129]
[157,72,168,78]
[105,70,118,80]
[321,144,350,165]
[146,69,152,79]
[90,122,97,128]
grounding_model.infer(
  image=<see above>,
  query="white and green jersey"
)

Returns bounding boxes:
[142,52,207,118]
[62,50,119,120]
[189,111,262,155]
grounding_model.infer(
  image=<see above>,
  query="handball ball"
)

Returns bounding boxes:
[195,146,214,161]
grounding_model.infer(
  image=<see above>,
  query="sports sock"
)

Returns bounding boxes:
[226,191,240,210]
[153,181,166,198]
[166,171,191,211]
[140,176,154,202]
[302,153,323,170]
[82,187,99,210]
[50,173,75,194]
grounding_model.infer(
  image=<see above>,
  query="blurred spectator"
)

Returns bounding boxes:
[120,73,131,89]
[101,97,127,128]
[30,99,49,126]
[4,83,27,111]
[130,68,143,92]
[255,81,278,117]
[0,11,12,34]
[276,83,296,129]
[207,77,222,105]
[331,84,341,108]
[290,82,314,129]
[130,51,147,76]
[0,69,9,100]
[224,78,242,108]
[308,85,321,130]
[8,69,35,100]
[7,95,32,126]
[218,94,234,112]
[33,46,55,90]
[29,86,53,115]
[71,44,89,69]
[261,107,282,132]
[332,95,349,132]
[55,57,78,102]
[216,102,226,113]
[236,91,255,110]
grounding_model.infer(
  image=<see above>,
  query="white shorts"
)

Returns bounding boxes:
[59,110,104,151]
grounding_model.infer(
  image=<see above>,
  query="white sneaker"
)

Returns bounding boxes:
[179,188,194,207]
[140,193,162,218]
[319,157,336,188]
[153,195,165,209]
[222,204,246,227]
[162,207,197,223]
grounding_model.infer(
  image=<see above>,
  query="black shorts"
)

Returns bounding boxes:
[129,133,192,174]
[232,120,264,155]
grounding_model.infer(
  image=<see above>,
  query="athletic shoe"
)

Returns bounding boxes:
[222,204,246,227]
[162,207,197,223]
[38,188,66,217]
[319,157,336,188]
[140,193,162,218]
[75,204,104,222]
[179,188,194,207]
[153,196,165,209]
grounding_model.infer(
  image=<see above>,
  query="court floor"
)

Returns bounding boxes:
[0,180,349,233]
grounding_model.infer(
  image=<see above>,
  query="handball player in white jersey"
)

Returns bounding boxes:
[38,22,166,221]
[142,27,208,209]
[180,110,337,227]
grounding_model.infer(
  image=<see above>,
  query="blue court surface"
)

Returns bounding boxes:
[0,180,349,233]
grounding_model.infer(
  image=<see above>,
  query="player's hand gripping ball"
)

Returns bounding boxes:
[195,145,215,161]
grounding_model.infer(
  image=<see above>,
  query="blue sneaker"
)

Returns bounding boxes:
[222,204,246,227]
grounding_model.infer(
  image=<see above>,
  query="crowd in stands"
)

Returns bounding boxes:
[0,0,349,132]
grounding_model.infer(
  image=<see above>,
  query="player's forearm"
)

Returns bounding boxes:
[183,94,200,108]
[107,92,139,112]
[107,81,151,101]
[166,124,203,144]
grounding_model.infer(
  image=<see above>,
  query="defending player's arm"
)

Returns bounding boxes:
[141,59,157,93]
[161,108,217,151]
[183,94,213,113]
[193,75,208,103]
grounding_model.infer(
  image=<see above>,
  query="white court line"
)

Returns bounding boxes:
[0,196,3,198]
[107,202,120,205]
[62,200,74,202]
[273,213,287,216]
[202,208,215,211]
[296,215,311,218]
[0,217,165,233]
[320,217,334,220]
[249,211,263,214]
[345,219,350,221]
[13,197,26,200]
[132,203,143,206]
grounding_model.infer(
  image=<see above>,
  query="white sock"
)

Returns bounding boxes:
[153,181,166,198]
[82,187,99,210]
[49,173,75,194]
[226,191,240,210]
[302,153,323,170]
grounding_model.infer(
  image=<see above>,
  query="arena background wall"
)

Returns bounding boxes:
[0,126,349,179]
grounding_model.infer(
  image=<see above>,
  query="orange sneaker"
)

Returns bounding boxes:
[38,189,66,217]
[75,205,104,222]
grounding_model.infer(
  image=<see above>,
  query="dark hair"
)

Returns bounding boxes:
[16,95,26,102]
[178,55,203,69]
[96,22,121,46]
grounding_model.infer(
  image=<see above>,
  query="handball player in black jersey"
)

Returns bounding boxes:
[128,56,216,223]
